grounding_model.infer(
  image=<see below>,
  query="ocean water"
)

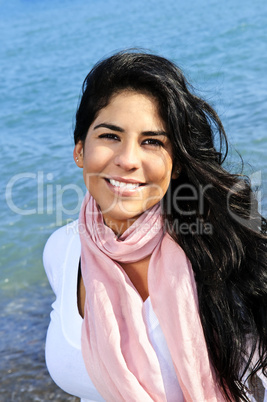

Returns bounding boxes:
[0,0,266,399]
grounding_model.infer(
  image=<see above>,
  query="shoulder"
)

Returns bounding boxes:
[43,220,80,295]
[43,220,79,256]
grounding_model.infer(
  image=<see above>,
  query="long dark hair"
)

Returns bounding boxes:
[74,50,267,400]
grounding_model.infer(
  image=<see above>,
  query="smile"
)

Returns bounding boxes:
[109,179,142,189]
[105,178,146,192]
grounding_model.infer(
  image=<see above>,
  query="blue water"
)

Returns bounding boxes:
[0,0,266,399]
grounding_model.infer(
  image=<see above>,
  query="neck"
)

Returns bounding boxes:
[102,215,142,236]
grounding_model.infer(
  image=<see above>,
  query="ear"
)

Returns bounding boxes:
[171,164,181,180]
[73,141,84,168]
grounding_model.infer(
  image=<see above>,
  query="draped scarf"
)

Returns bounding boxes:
[79,192,224,401]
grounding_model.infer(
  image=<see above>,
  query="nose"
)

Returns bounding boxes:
[114,142,141,171]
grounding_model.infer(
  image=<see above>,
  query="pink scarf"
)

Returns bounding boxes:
[79,192,224,401]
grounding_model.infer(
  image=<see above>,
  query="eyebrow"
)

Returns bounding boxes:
[94,123,124,132]
[93,123,168,137]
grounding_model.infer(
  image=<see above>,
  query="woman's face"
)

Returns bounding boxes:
[74,90,177,234]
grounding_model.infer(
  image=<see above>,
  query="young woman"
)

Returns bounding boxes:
[43,51,267,401]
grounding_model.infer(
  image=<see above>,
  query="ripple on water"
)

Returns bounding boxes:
[0,285,79,401]
[0,0,266,399]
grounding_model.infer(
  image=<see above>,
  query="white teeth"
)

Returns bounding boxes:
[109,179,140,189]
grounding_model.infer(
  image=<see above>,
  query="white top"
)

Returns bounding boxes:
[43,220,267,402]
[43,220,183,401]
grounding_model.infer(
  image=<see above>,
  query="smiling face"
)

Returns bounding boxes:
[74,90,177,235]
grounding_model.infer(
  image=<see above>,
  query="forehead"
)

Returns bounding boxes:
[94,90,164,126]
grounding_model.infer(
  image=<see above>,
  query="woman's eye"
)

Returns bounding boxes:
[98,133,120,140]
[143,138,164,147]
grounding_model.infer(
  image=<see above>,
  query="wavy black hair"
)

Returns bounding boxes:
[74,50,267,400]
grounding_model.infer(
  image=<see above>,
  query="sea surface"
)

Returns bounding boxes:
[0,0,266,400]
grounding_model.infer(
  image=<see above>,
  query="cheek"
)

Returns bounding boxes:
[83,146,113,173]
[148,154,173,185]
[82,146,115,191]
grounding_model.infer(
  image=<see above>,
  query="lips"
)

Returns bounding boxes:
[105,177,146,194]
[108,178,143,189]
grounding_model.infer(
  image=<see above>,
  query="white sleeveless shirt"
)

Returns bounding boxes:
[43,220,184,401]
